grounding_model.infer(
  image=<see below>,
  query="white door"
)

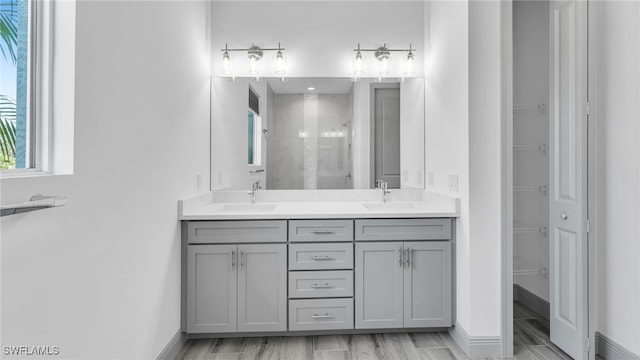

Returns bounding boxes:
[187,244,237,333]
[355,242,404,329]
[403,241,452,328]
[237,244,287,332]
[549,0,589,358]
[374,87,401,188]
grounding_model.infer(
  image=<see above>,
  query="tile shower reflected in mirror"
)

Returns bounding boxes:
[267,92,353,189]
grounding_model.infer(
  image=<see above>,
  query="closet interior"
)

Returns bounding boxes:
[513,0,550,319]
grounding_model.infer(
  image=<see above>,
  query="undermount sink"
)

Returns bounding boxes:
[362,202,417,211]
[223,204,277,212]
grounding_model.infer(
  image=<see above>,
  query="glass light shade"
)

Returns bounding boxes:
[377,57,389,76]
[353,52,365,77]
[248,57,261,77]
[222,52,233,76]
[404,52,415,76]
[275,51,287,76]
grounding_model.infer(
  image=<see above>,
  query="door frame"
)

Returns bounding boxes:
[500,1,596,358]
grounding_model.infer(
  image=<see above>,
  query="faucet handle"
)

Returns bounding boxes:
[250,180,262,191]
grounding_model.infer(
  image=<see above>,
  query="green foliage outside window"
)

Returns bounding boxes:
[0,0,18,169]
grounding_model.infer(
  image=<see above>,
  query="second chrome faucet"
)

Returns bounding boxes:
[376,180,391,203]
[248,180,262,204]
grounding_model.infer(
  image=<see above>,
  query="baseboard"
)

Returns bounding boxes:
[596,332,640,360]
[156,330,187,360]
[449,322,502,358]
[513,284,550,321]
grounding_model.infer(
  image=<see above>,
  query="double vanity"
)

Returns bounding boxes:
[179,190,458,337]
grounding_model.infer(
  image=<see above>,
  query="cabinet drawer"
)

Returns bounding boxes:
[289,243,354,270]
[187,220,287,244]
[289,220,354,242]
[289,298,354,331]
[355,219,452,241]
[289,271,354,298]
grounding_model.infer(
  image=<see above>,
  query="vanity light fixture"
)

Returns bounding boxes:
[352,43,417,80]
[221,43,287,81]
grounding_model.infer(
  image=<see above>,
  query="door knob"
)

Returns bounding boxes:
[560,212,568,220]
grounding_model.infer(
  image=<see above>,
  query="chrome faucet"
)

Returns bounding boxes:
[248,181,261,204]
[377,180,391,203]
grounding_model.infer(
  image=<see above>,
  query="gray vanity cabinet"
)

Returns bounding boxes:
[237,244,287,332]
[185,218,453,335]
[187,244,237,333]
[187,243,287,333]
[403,241,452,327]
[355,241,452,329]
[354,242,404,329]
[186,220,287,334]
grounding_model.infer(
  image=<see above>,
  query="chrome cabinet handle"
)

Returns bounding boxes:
[311,313,333,319]
[312,229,335,234]
[399,247,404,267]
[560,212,568,220]
[231,250,236,269]
[406,248,412,267]
[312,255,335,261]
[240,250,244,269]
[311,283,334,289]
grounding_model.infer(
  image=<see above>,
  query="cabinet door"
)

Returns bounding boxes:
[238,244,287,332]
[403,241,452,327]
[355,242,404,329]
[187,244,237,333]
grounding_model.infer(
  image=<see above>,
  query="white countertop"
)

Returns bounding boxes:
[179,190,459,220]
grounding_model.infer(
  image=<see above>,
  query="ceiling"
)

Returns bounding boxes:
[266,77,354,94]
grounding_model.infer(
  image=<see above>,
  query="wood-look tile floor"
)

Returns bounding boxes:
[176,302,573,360]
[512,301,573,360]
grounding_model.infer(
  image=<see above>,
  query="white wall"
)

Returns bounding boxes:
[592,0,640,355]
[211,78,267,190]
[210,1,424,78]
[426,0,503,347]
[468,0,503,337]
[400,78,426,190]
[0,1,210,358]
[352,79,373,189]
[425,0,471,332]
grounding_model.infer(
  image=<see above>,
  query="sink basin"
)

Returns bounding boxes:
[362,202,417,211]
[223,204,277,212]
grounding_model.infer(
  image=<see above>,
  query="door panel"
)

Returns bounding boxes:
[403,242,452,327]
[374,87,401,188]
[238,244,287,332]
[355,242,404,329]
[549,0,588,358]
[187,245,237,333]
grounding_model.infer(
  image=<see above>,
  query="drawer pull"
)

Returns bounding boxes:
[312,255,335,261]
[312,229,335,234]
[311,283,334,289]
[311,313,333,319]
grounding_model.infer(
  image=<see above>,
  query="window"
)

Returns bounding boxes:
[0,0,76,176]
[0,0,34,170]
[248,88,261,166]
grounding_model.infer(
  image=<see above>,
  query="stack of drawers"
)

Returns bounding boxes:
[287,220,354,331]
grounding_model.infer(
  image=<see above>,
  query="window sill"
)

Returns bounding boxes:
[0,169,55,180]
